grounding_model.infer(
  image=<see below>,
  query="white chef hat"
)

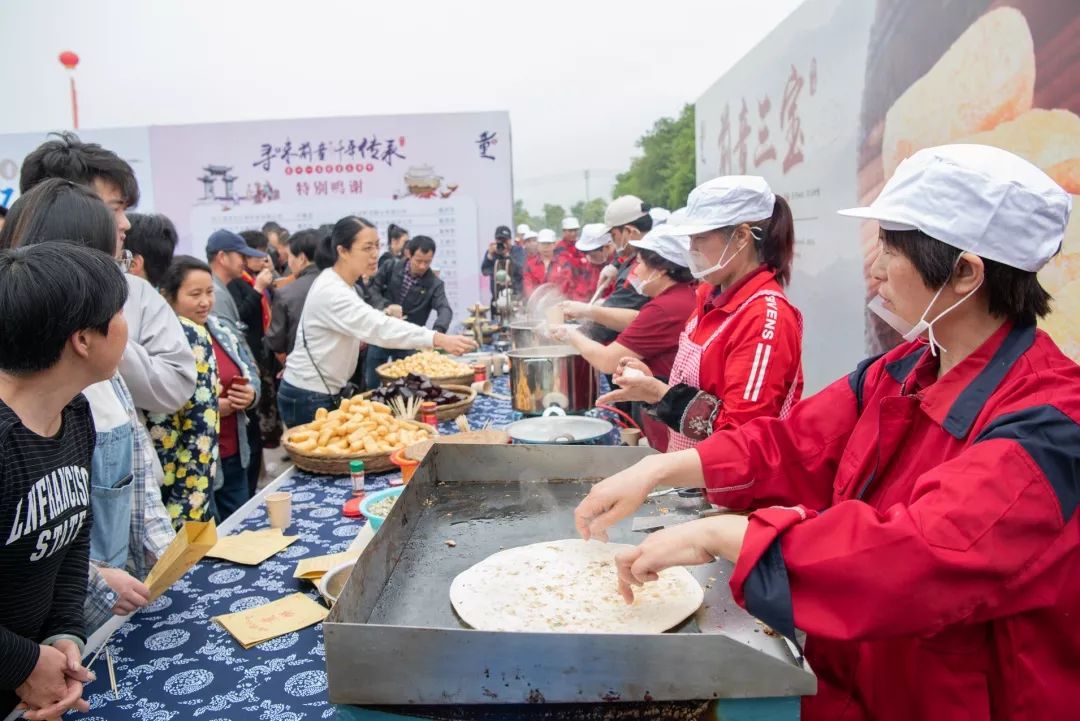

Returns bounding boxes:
[576,223,613,252]
[839,144,1071,272]
[667,176,776,236]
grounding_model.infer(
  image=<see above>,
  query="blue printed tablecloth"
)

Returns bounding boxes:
[69,374,612,720]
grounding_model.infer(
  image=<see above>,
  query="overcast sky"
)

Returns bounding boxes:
[0,0,802,213]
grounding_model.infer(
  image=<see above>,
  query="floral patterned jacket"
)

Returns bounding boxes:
[147,315,260,526]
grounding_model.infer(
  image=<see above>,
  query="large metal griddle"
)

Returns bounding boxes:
[324,444,815,711]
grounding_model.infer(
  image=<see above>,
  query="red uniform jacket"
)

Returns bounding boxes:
[689,268,803,433]
[698,321,1080,721]
[522,255,559,297]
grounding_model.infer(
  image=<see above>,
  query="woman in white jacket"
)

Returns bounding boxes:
[279,216,475,426]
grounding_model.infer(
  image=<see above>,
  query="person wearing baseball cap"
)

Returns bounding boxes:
[523,228,559,298]
[552,223,698,449]
[522,229,539,258]
[206,228,267,326]
[560,222,615,302]
[576,145,1080,721]
[597,178,804,452]
[561,196,655,345]
[548,222,613,302]
[480,224,523,309]
[556,215,581,252]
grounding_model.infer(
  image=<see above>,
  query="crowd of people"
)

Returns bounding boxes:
[1,127,1079,721]
[0,132,475,719]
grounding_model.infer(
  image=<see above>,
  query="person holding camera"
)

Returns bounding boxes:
[480,225,524,310]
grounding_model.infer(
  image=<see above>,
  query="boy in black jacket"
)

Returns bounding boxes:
[0,243,130,719]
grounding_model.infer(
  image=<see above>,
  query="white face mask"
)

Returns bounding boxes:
[629,269,659,295]
[867,256,983,356]
[684,229,753,280]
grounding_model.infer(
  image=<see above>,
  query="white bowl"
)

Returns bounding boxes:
[317,560,358,606]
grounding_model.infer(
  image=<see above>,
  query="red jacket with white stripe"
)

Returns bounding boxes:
[689,267,803,433]
[698,321,1080,721]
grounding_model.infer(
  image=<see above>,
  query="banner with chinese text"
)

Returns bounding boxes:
[696,0,875,392]
[149,111,512,315]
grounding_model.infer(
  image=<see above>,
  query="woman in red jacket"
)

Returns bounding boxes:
[598,176,803,451]
[522,229,558,298]
[576,145,1079,721]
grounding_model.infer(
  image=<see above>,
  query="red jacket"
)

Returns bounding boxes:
[523,255,559,297]
[698,321,1080,721]
[556,255,607,302]
[241,271,271,331]
[689,267,803,433]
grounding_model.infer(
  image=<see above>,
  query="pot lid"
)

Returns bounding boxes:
[507,416,613,443]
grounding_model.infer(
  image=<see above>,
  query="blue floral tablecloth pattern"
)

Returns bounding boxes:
[72,374,627,720]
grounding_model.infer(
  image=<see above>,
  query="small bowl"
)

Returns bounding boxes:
[389,448,420,484]
[317,560,357,606]
[358,487,404,530]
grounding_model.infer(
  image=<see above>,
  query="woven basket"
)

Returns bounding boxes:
[283,419,435,475]
[359,384,477,421]
[375,364,475,388]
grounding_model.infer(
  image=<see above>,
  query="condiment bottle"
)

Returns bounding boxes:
[420,401,438,427]
[349,459,366,497]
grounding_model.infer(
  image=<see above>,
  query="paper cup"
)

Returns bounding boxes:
[619,428,642,447]
[471,380,493,395]
[266,491,293,529]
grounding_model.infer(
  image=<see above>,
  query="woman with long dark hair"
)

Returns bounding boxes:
[0,178,177,631]
[378,223,409,269]
[279,216,474,426]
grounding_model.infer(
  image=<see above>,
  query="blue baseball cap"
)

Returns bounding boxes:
[206,229,266,258]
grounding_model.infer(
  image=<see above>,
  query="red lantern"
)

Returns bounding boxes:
[58,51,80,70]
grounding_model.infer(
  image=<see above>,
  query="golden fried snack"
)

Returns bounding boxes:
[286,397,434,457]
[378,351,472,379]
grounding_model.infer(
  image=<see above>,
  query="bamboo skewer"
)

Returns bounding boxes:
[388,395,421,420]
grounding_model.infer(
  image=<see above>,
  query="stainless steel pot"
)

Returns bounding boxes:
[509,321,541,349]
[507,345,598,415]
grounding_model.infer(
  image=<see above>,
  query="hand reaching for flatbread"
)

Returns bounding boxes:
[614,515,750,604]
[575,450,707,542]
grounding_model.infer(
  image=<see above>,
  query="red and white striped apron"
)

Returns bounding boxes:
[667,289,803,451]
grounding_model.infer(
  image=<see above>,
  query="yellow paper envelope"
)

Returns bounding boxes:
[293,550,362,581]
[213,592,329,649]
[144,520,218,601]
[206,528,299,565]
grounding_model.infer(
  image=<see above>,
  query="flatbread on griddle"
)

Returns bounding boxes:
[450,539,704,634]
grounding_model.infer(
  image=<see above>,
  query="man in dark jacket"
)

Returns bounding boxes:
[480,225,523,314]
[364,235,453,388]
[265,229,323,360]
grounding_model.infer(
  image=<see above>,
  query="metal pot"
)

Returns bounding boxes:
[507,345,598,415]
[509,321,542,349]
[507,407,615,445]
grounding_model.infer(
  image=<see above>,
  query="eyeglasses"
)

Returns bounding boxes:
[117,250,133,273]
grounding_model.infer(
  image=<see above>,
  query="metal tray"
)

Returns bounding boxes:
[325,444,815,707]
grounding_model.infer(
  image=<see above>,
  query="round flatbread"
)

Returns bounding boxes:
[450,539,704,633]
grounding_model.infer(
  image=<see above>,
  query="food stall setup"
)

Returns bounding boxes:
[61,369,814,721]
[326,444,815,719]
